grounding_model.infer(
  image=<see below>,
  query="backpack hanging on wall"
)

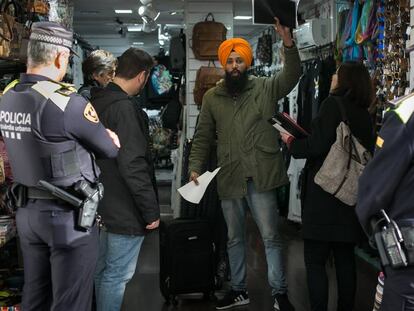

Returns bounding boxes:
[193,61,224,106]
[151,64,173,96]
[192,13,227,60]
[169,29,186,73]
[256,29,273,66]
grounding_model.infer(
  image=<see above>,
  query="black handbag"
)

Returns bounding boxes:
[256,29,273,66]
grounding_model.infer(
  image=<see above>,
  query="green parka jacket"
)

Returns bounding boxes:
[189,46,301,200]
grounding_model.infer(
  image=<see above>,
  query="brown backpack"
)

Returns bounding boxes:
[193,62,224,106]
[192,13,227,60]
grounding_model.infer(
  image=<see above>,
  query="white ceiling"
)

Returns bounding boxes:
[73,0,312,56]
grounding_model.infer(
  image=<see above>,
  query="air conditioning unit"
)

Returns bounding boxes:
[293,19,332,49]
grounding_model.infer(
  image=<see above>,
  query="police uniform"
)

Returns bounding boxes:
[356,93,414,310]
[0,22,118,311]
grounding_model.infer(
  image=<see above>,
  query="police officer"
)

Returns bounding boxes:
[0,22,119,311]
[356,93,414,310]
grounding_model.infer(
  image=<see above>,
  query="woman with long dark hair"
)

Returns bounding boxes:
[281,61,375,311]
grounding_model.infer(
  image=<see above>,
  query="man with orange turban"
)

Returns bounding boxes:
[189,18,301,311]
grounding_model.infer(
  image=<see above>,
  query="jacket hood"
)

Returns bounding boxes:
[90,83,129,114]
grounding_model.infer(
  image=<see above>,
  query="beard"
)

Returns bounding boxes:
[225,69,248,96]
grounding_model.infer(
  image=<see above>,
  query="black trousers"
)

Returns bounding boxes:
[16,199,99,311]
[380,266,414,311]
[304,239,356,311]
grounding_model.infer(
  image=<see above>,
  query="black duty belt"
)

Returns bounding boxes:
[27,187,56,200]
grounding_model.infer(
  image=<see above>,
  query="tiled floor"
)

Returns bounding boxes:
[122,217,378,311]
[121,171,378,311]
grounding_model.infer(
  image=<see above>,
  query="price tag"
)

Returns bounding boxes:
[388,44,393,52]
[390,85,395,93]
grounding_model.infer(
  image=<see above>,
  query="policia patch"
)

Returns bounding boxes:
[84,103,99,123]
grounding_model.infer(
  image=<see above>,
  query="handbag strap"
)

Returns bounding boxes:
[334,96,349,124]
[205,12,215,22]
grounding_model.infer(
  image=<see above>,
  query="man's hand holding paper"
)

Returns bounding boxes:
[178,168,221,204]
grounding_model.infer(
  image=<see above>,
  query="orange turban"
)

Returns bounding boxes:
[218,38,253,68]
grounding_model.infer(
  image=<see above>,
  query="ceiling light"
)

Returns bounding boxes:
[132,42,145,45]
[115,9,133,14]
[170,11,177,15]
[127,25,143,32]
[234,16,252,20]
[142,20,158,33]
[138,4,160,21]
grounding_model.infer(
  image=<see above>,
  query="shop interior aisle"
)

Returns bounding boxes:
[121,171,378,311]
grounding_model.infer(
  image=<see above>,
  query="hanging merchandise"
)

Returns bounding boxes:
[296,48,336,133]
[256,29,273,66]
[342,0,363,62]
[169,29,186,73]
[0,0,25,60]
[28,0,49,16]
[355,0,377,64]
[193,61,224,106]
[334,7,350,62]
[191,13,227,61]
[48,0,74,30]
[372,0,410,133]
[151,64,173,95]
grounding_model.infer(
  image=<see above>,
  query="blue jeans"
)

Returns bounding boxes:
[221,180,287,296]
[94,230,145,311]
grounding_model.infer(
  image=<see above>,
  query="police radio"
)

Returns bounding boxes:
[374,209,408,269]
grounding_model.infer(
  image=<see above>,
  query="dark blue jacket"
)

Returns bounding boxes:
[0,74,118,188]
[357,94,414,233]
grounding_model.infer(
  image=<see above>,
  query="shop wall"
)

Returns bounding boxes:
[185,2,233,139]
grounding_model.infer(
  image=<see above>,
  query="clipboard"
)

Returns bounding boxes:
[268,112,309,139]
[252,0,297,29]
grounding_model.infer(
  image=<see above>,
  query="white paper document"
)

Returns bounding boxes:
[178,167,221,204]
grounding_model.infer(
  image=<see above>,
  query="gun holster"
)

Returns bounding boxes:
[5,183,27,211]
[74,181,104,231]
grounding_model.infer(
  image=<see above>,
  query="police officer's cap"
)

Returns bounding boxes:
[29,22,78,55]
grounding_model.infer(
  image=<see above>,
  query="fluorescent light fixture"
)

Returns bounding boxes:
[234,16,252,20]
[115,9,133,14]
[132,42,145,45]
[170,11,177,15]
[127,25,143,32]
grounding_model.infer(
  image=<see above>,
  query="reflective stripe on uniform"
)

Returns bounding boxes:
[3,79,19,94]
[395,95,414,124]
[31,81,70,112]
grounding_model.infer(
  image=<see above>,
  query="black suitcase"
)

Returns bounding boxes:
[159,218,215,304]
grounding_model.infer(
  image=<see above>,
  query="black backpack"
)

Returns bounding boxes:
[169,30,186,73]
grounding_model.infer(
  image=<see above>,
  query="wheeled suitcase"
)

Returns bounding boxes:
[159,218,215,304]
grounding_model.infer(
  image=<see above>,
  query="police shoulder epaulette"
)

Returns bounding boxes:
[56,82,77,96]
[3,79,19,94]
[395,94,414,124]
[32,81,70,111]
